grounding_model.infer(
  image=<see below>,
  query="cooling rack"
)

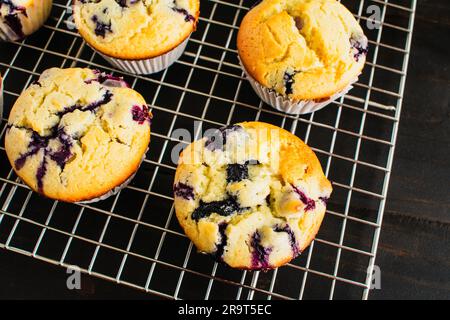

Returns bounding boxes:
[0,0,417,300]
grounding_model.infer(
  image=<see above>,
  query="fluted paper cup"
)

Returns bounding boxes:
[97,37,190,75]
[239,58,357,115]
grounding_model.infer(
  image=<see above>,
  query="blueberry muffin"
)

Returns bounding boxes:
[237,0,368,114]
[174,122,332,270]
[0,0,53,41]
[73,0,200,74]
[5,68,152,203]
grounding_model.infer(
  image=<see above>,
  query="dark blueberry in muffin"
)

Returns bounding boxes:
[14,131,48,170]
[283,70,298,96]
[83,90,113,112]
[49,129,73,170]
[292,184,316,211]
[226,164,249,183]
[3,13,25,39]
[265,194,271,206]
[12,89,115,192]
[172,1,195,22]
[131,105,151,125]
[173,182,195,200]
[250,231,272,269]
[319,196,329,205]
[0,0,27,15]
[91,15,112,38]
[115,0,128,8]
[36,156,48,192]
[205,124,243,151]
[213,222,228,261]
[226,160,259,183]
[191,196,246,221]
[350,34,368,62]
[274,224,299,256]
[85,71,129,87]
[58,90,112,116]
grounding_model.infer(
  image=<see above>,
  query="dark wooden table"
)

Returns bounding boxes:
[0,0,449,299]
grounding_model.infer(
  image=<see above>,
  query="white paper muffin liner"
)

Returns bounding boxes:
[239,59,357,115]
[97,37,190,75]
[0,0,52,42]
[76,148,148,204]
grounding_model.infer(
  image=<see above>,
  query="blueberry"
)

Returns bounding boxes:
[11,88,114,192]
[265,194,271,206]
[283,70,298,96]
[83,90,113,112]
[3,13,24,39]
[131,105,151,125]
[204,124,243,151]
[226,164,248,183]
[91,15,112,38]
[36,156,48,192]
[48,129,73,170]
[250,231,272,270]
[350,34,368,62]
[226,160,259,183]
[291,184,316,211]
[274,224,299,256]
[173,182,195,200]
[0,0,27,16]
[213,222,228,261]
[172,1,195,22]
[57,90,113,116]
[319,196,329,205]
[115,0,128,7]
[14,131,48,170]
[85,71,129,87]
[191,196,246,221]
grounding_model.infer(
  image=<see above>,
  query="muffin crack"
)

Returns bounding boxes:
[8,88,115,192]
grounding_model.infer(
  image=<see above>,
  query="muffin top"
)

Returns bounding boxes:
[173,122,332,270]
[237,0,368,101]
[5,68,151,202]
[73,0,200,60]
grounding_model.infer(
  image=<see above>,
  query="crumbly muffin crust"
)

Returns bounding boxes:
[5,67,151,202]
[237,0,367,101]
[174,122,332,270]
[73,0,200,60]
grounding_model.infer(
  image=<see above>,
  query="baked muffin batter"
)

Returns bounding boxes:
[238,0,367,100]
[5,68,151,202]
[73,0,200,59]
[174,122,332,270]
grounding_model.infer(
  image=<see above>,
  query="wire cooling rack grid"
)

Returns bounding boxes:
[0,0,416,300]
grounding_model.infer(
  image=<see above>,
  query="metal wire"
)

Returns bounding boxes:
[0,0,417,300]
